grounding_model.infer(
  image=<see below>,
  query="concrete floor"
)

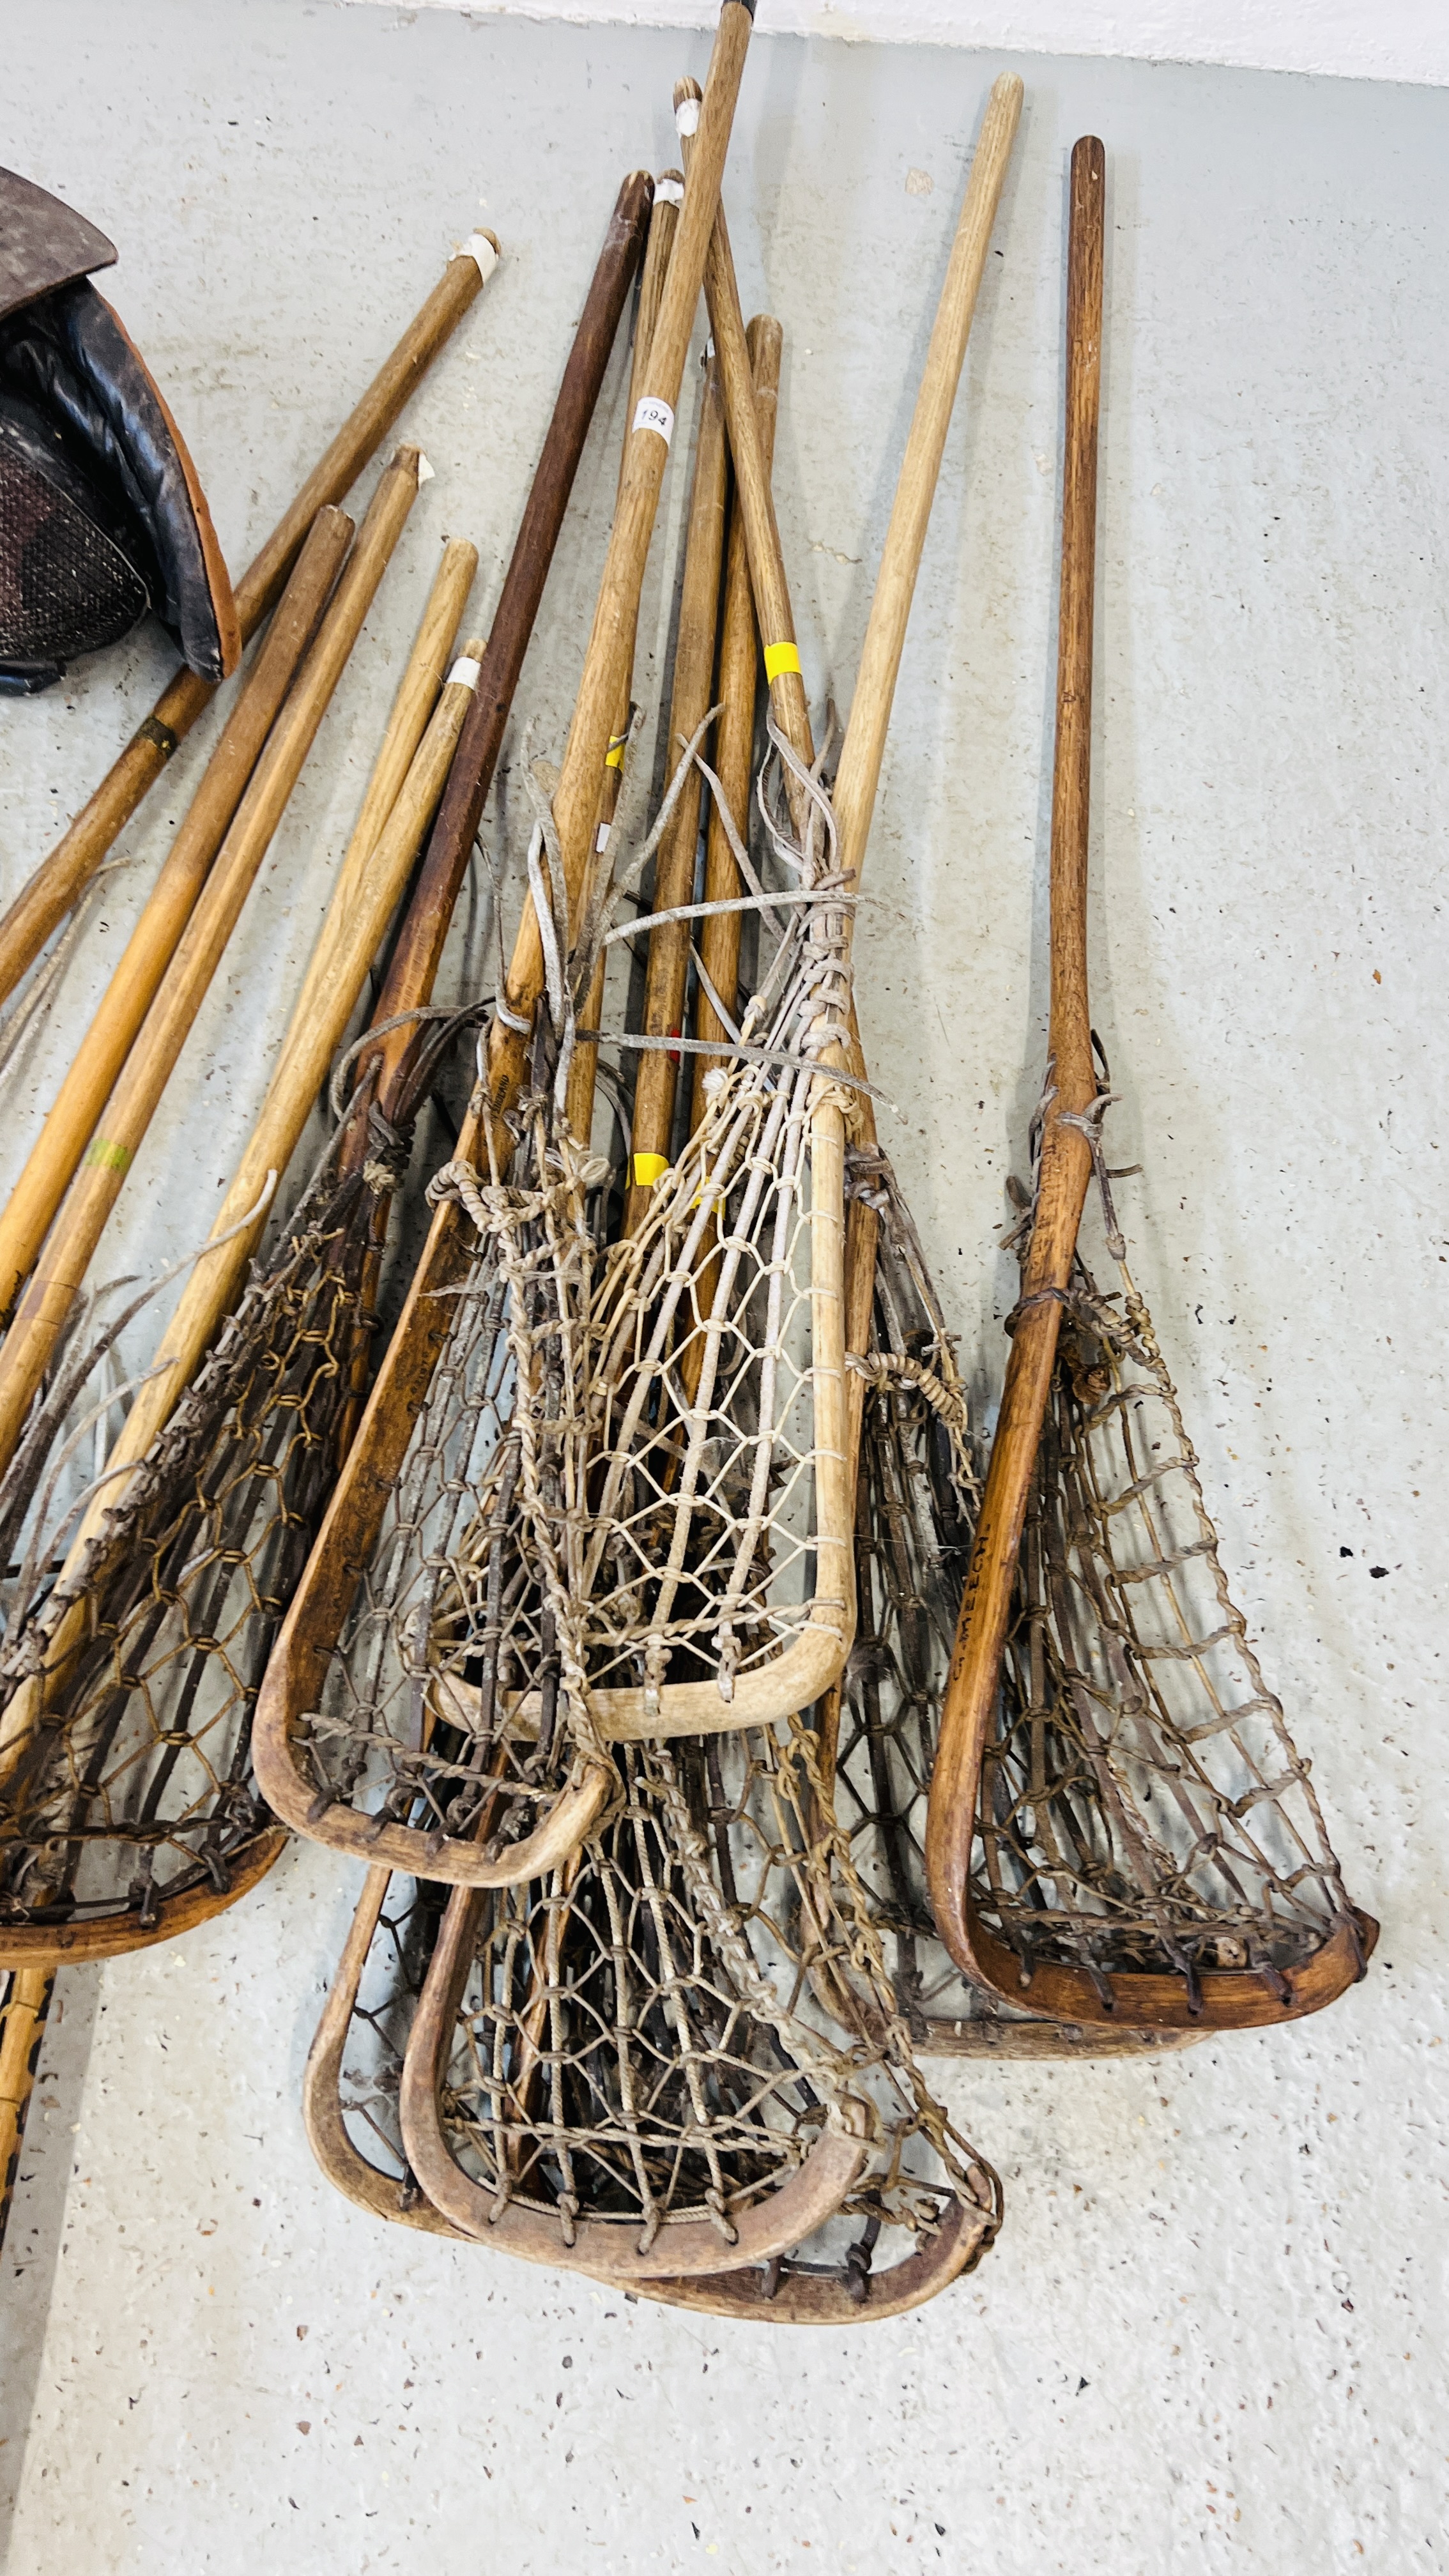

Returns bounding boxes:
[0,3,1444,2568]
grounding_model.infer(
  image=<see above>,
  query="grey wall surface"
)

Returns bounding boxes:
[0,3,1443,2568]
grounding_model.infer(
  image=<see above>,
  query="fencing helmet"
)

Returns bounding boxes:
[0,165,238,694]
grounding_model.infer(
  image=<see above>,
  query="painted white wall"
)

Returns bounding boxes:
[355,0,1449,88]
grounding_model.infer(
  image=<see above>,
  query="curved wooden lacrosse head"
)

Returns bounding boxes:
[305,1860,995,2322]
[392,1728,1000,2303]
[0,1825,286,1969]
[395,1754,872,2283]
[0,1166,406,1959]
[945,1274,1377,2033]
[823,1158,1200,2060]
[303,1864,470,2239]
[629,2189,995,2323]
[256,768,857,1887]
[251,1172,618,1890]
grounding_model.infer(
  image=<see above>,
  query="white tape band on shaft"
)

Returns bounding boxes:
[454,231,499,284]
[675,97,700,136]
[633,395,674,447]
[448,656,481,690]
[654,175,683,206]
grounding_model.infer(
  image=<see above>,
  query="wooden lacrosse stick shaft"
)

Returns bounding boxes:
[0,532,471,1330]
[831,72,1023,1383]
[669,316,781,1402]
[622,344,728,1225]
[480,1,755,1146]
[351,175,654,1137]
[677,84,812,783]
[88,614,486,1523]
[0,1965,52,2257]
[0,454,427,1481]
[565,172,682,1152]
[0,236,499,1008]
[926,136,1105,1972]
[689,312,781,1108]
[328,541,480,920]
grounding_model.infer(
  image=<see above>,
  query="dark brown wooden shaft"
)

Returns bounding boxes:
[622,348,728,1228]
[0,243,498,1008]
[925,134,1106,1970]
[688,315,781,1112]
[564,174,683,1154]
[336,172,654,1151]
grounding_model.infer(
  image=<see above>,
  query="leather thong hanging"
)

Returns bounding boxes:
[0,166,238,694]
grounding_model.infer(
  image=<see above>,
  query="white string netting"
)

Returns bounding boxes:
[0,1150,392,1933]
[300,724,861,1841]
[976,1105,1364,2007]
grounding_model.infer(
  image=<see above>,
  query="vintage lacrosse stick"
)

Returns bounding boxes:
[393,1710,999,2297]
[0,231,500,1008]
[0,448,432,1478]
[254,17,858,1884]
[0,611,486,1959]
[306,1820,997,2320]
[924,140,1375,2030]
[0,181,652,1963]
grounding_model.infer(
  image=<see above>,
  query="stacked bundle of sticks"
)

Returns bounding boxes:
[0,12,1374,2303]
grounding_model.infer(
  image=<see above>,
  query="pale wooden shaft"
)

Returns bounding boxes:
[0,512,349,1326]
[0,453,425,1479]
[482,4,753,1133]
[332,537,479,915]
[109,635,486,1485]
[830,73,1022,953]
[0,241,498,1006]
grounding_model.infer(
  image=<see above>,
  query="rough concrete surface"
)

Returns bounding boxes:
[0,4,1443,2569]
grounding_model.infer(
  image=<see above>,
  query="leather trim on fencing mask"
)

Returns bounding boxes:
[0,168,238,694]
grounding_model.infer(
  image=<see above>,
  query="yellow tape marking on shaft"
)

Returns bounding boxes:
[631,1153,670,1188]
[763,641,802,683]
[604,734,628,770]
[82,1138,132,1175]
